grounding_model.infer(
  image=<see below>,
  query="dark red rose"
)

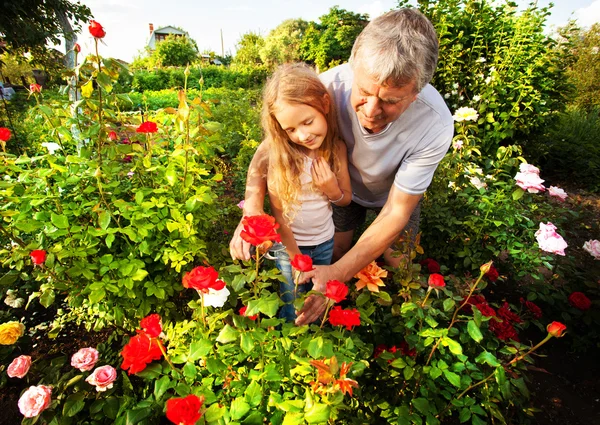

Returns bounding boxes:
[523,300,542,319]
[291,254,314,272]
[136,121,158,133]
[547,321,566,337]
[89,20,106,39]
[30,249,46,265]
[485,264,499,282]
[182,266,225,293]
[166,394,204,425]
[239,306,258,321]
[497,302,522,324]
[398,341,417,358]
[428,273,445,288]
[373,344,387,358]
[140,314,162,338]
[462,294,487,313]
[325,280,348,303]
[489,319,519,342]
[474,303,496,317]
[329,306,360,330]
[420,258,441,274]
[568,292,591,311]
[74,43,81,53]
[120,331,163,375]
[0,127,12,142]
[240,214,281,246]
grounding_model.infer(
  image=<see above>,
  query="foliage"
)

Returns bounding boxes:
[233,32,265,66]
[153,35,199,68]
[0,53,35,85]
[259,19,308,70]
[299,6,369,72]
[565,23,600,110]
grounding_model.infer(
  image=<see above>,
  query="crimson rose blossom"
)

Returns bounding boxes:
[420,258,440,274]
[329,306,360,330]
[568,292,592,311]
[547,321,566,337]
[0,127,11,142]
[89,20,106,39]
[108,131,118,141]
[120,331,164,374]
[30,249,46,265]
[182,266,225,293]
[140,314,162,338]
[166,394,205,425]
[485,264,499,282]
[7,355,32,378]
[74,43,81,53]
[240,214,282,246]
[428,273,445,288]
[291,254,314,272]
[71,347,99,372]
[325,280,348,304]
[520,298,543,319]
[85,365,117,392]
[136,121,158,133]
[18,385,52,418]
[239,306,258,320]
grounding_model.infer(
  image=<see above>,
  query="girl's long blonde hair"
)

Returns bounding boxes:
[262,63,341,223]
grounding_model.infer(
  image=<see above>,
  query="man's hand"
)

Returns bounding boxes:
[295,264,346,326]
[229,219,252,261]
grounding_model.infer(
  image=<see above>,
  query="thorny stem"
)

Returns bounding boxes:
[157,339,180,377]
[96,176,132,249]
[319,302,333,329]
[0,222,25,247]
[94,38,104,162]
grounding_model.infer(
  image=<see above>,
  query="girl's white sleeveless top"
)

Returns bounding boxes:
[289,157,335,246]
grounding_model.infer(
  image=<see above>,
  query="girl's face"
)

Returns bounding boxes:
[273,101,328,154]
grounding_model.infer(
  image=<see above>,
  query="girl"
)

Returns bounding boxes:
[254,63,352,321]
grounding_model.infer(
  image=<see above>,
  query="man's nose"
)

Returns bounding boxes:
[362,97,382,118]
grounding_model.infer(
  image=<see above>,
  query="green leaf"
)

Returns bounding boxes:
[204,403,225,423]
[304,403,330,424]
[154,375,172,401]
[40,289,55,308]
[459,408,471,423]
[106,233,115,248]
[443,370,462,388]
[467,320,483,342]
[63,393,85,417]
[242,411,264,425]
[378,291,392,302]
[216,324,239,344]
[443,298,456,312]
[125,408,152,425]
[205,358,226,374]
[51,213,69,229]
[183,362,197,380]
[512,188,525,201]
[135,363,162,380]
[475,351,500,367]
[307,336,323,359]
[240,333,255,353]
[188,339,212,361]
[390,357,407,369]
[471,414,487,425]
[98,211,111,230]
[401,302,418,313]
[494,366,506,386]
[355,291,371,306]
[412,398,431,415]
[165,167,178,186]
[230,398,251,420]
[103,398,119,419]
[89,289,106,304]
[245,380,262,407]
[443,337,463,355]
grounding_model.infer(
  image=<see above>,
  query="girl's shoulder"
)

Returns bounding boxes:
[334,138,348,155]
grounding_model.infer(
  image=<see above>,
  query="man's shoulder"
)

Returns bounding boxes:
[414,84,454,127]
[319,63,353,87]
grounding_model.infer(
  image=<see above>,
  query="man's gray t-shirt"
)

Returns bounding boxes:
[320,63,454,208]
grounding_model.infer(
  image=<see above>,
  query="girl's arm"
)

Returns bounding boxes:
[268,190,302,259]
[311,139,352,206]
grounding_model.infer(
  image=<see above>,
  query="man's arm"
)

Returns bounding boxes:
[295,185,422,325]
[229,141,270,261]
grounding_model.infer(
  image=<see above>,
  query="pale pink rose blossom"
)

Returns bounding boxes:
[519,163,541,175]
[453,140,464,150]
[18,385,52,418]
[71,347,99,372]
[514,171,545,193]
[237,200,245,209]
[85,365,117,392]
[470,176,487,190]
[535,222,568,256]
[7,355,32,378]
[583,240,600,260]
[548,186,568,201]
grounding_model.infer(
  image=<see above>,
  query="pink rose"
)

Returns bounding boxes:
[519,163,541,175]
[535,222,568,256]
[237,200,245,209]
[71,347,99,372]
[583,240,600,260]
[85,365,117,392]
[18,385,52,418]
[7,355,32,378]
[548,186,567,201]
[514,171,545,193]
[452,140,463,150]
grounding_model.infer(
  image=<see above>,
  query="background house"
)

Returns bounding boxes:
[146,24,188,51]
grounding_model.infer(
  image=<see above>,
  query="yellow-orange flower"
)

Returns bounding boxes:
[0,321,25,345]
[354,262,388,292]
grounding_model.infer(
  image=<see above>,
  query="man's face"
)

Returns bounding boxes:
[351,64,419,133]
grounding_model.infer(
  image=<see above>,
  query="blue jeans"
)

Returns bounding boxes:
[274,238,334,321]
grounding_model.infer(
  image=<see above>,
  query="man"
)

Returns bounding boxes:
[229,8,453,325]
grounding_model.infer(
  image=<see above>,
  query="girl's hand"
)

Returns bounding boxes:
[311,157,341,200]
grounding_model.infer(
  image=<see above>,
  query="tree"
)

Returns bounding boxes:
[234,32,265,66]
[565,23,600,109]
[299,7,369,71]
[154,34,198,67]
[259,19,308,69]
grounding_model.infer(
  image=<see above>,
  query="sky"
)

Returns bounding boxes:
[69,0,600,62]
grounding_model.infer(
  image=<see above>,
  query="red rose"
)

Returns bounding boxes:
[428,273,445,289]
[547,321,566,337]
[485,264,499,282]
[497,302,522,324]
[30,249,46,265]
[325,280,348,303]
[373,344,387,358]
[120,331,164,375]
[290,254,314,272]
[29,84,42,93]
[182,266,225,293]
[474,303,496,317]
[108,131,118,141]
[74,43,81,53]
[140,314,162,338]
[89,20,106,39]
[329,306,360,330]
[166,394,204,425]
[240,214,281,246]
[399,341,417,358]
[520,298,543,319]
[0,127,11,142]
[239,306,258,320]
[420,258,440,274]
[489,319,519,341]
[568,292,591,311]
[136,121,158,134]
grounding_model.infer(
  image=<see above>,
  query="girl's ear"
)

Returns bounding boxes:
[323,93,331,115]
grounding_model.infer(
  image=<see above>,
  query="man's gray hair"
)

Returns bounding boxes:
[350,8,439,92]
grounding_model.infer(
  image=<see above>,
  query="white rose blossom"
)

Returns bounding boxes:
[453,107,479,122]
[202,287,230,308]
